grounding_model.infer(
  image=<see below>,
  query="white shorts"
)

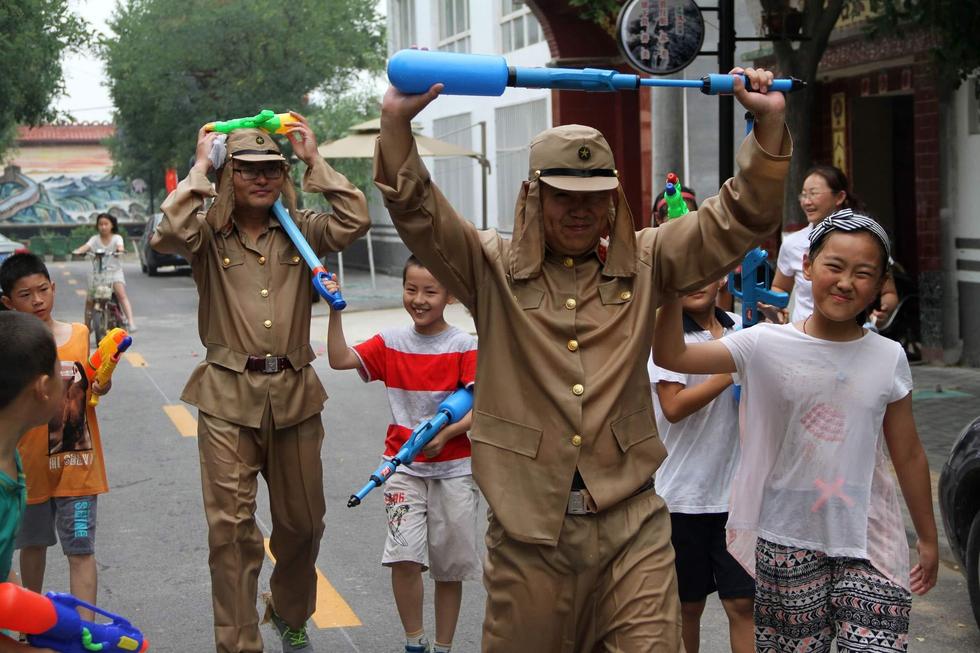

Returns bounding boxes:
[381,472,482,582]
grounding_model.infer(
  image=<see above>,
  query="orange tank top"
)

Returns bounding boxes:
[18,323,109,503]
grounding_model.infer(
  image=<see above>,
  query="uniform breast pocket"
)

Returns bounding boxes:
[278,248,302,266]
[510,284,544,311]
[218,249,245,271]
[598,279,634,306]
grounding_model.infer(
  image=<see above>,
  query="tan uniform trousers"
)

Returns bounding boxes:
[482,488,683,653]
[198,403,326,653]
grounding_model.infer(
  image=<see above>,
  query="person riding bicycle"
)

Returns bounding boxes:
[73,213,137,332]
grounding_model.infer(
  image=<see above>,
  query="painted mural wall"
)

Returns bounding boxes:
[0,141,147,226]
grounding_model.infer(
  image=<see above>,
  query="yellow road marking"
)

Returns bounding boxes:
[67,278,78,285]
[75,289,87,297]
[124,352,148,367]
[163,404,197,437]
[263,539,362,628]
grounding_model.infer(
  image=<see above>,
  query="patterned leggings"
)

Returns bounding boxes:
[754,538,912,652]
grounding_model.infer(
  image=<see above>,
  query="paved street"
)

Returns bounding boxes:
[24,258,980,652]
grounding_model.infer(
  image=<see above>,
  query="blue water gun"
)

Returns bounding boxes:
[0,582,148,652]
[728,247,789,327]
[348,387,474,507]
[387,49,806,96]
[272,199,346,311]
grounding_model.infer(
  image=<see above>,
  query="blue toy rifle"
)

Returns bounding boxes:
[271,199,346,311]
[348,387,474,507]
[728,248,789,327]
[0,582,149,652]
[387,49,806,96]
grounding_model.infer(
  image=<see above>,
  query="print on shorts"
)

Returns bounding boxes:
[384,491,410,547]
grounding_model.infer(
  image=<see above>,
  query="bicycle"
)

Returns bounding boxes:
[85,249,128,343]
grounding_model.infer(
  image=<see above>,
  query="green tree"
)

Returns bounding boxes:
[0,0,89,161]
[101,0,385,207]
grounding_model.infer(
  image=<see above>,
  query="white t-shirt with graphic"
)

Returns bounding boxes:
[721,322,914,590]
[776,224,814,322]
[647,312,741,513]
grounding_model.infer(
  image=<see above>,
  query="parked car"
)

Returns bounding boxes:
[0,233,25,264]
[139,213,188,275]
[939,415,980,629]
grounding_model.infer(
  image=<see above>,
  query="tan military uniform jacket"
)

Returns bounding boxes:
[154,157,369,429]
[375,129,791,546]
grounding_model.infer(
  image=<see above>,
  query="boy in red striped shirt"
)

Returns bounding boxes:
[326,256,479,653]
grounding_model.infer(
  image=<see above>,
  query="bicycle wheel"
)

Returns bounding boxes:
[91,309,107,343]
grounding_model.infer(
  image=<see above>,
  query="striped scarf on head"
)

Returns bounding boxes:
[809,208,892,261]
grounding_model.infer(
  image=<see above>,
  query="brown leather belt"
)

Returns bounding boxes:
[566,477,655,516]
[244,355,292,374]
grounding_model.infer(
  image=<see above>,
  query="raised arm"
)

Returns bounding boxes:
[152,127,218,259]
[653,299,737,375]
[324,278,361,371]
[374,83,482,309]
[284,112,370,254]
[883,394,938,595]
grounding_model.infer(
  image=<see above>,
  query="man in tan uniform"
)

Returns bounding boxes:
[153,116,369,653]
[375,71,790,652]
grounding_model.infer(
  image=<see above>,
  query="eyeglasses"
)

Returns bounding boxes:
[233,165,284,181]
[798,190,829,201]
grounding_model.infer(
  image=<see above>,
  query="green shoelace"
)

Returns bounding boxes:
[284,626,309,646]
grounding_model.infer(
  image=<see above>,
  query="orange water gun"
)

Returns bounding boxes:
[84,328,132,407]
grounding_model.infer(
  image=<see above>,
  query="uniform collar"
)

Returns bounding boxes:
[682,307,735,334]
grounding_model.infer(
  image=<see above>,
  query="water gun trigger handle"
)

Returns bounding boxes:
[312,269,346,311]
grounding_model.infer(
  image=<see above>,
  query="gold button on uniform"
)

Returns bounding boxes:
[567,339,579,352]
[620,290,632,300]
[263,320,272,329]
[258,256,267,265]
[571,434,582,447]
[292,256,300,263]
[565,298,577,310]
[222,257,231,266]
[572,383,584,396]
[563,257,574,268]
[260,289,269,298]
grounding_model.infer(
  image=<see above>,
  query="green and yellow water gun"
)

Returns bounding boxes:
[204,109,299,135]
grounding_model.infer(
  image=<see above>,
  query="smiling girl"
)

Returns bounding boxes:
[654,210,938,652]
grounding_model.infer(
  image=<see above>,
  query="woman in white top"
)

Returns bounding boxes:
[772,165,897,324]
[654,211,938,652]
[73,213,137,330]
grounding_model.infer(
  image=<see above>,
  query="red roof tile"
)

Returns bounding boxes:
[16,123,115,145]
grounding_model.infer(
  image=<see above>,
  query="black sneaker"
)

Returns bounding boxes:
[268,609,313,652]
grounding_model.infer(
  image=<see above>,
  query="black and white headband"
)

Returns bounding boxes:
[809,209,892,261]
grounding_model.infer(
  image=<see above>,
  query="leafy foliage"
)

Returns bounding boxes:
[101,0,385,203]
[868,0,980,88]
[0,0,89,161]
[567,0,626,37]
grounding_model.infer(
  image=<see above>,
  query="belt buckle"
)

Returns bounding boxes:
[567,490,595,515]
[263,356,279,374]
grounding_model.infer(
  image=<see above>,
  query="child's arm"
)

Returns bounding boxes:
[324,277,361,371]
[655,374,733,423]
[883,394,939,596]
[653,299,737,375]
[422,409,473,459]
[72,241,91,255]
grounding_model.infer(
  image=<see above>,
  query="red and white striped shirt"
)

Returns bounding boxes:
[352,325,477,478]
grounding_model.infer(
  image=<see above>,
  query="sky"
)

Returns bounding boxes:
[54,0,388,125]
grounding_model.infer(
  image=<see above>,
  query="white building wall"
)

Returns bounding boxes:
[951,76,980,364]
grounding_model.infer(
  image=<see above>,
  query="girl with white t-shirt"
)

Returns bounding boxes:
[73,213,136,331]
[654,211,938,653]
[772,165,898,324]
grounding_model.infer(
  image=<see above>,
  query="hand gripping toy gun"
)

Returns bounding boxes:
[84,328,132,407]
[271,200,346,310]
[348,387,474,507]
[204,109,300,135]
[662,173,688,220]
[727,248,789,327]
[387,49,806,97]
[0,582,149,652]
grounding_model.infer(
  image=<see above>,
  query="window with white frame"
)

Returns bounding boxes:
[433,113,477,225]
[495,99,548,232]
[500,0,543,53]
[437,0,470,53]
[389,0,416,54]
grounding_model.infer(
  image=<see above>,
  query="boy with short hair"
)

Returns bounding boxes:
[0,253,111,622]
[647,277,754,653]
[325,256,479,653]
[0,311,63,653]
